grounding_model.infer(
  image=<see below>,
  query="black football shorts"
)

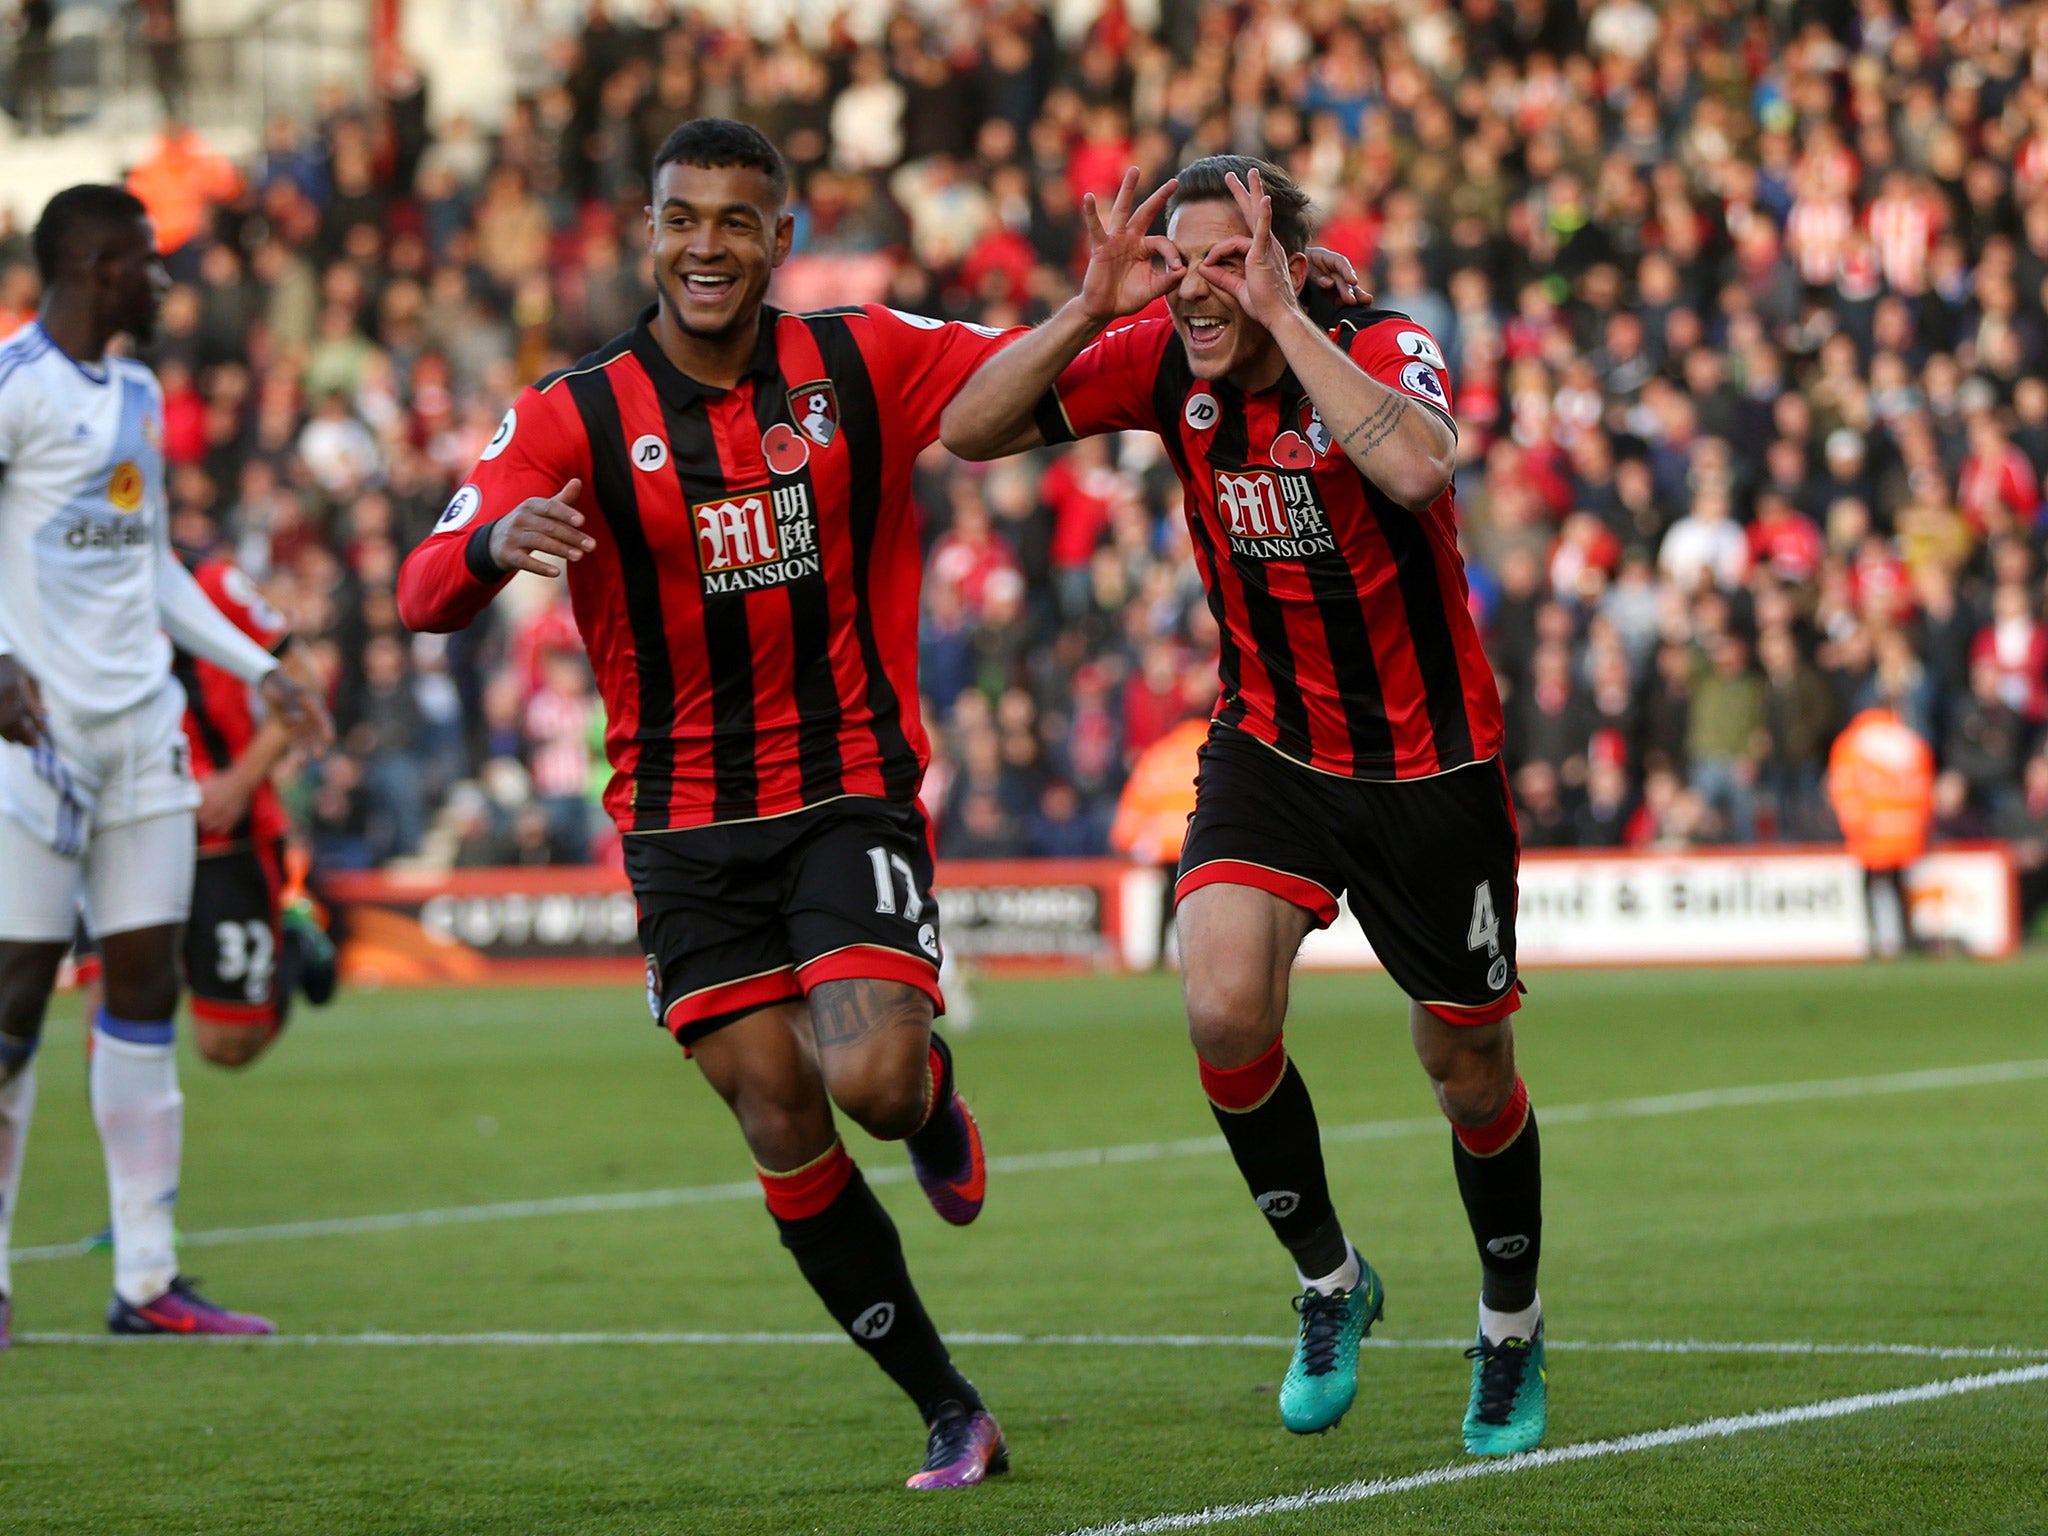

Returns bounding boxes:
[185,837,289,1029]
[1175,724,1523,1024]
[624,796,945,1051]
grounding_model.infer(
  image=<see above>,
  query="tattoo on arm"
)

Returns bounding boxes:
[1339,393,1408,457]
[809,978,933,1051]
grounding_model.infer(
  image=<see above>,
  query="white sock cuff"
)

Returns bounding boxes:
[1479,1293,1542,1344]
[1298,1242,1363,1296]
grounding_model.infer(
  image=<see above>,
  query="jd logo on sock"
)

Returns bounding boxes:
[1256,1191,1301,1219]
[850,1302,896,1340]
[1486,1234,1530,1260]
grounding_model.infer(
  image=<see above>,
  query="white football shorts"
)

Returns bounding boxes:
[0,679,200,941]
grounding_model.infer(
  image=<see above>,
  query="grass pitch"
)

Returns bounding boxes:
[5,960,2046,1535]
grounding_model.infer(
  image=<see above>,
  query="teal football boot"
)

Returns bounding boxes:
[1278,1257,1385,1433]
[1462,1318,1547,1455]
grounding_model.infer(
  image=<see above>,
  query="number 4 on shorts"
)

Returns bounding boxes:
[1467,881,1500,958]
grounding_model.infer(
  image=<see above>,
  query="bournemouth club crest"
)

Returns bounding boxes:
[788,381,840,447]
[1300,399,1333,457]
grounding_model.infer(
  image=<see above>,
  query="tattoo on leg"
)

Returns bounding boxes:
[1339,393,1408,457]
[810,979,931,1051]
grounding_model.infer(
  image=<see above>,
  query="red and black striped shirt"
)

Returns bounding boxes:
[1039,306,1503,781]
[397,304,1020,832]
[175,555,293,851]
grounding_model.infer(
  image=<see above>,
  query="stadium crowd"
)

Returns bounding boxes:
[6,0,2048,921]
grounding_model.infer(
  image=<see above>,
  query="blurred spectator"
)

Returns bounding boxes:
[1688,636,1768,843]
[1996,755,2048,929]
[127,120,244,266]
[524,651,599,863]
[1758,627,1836,840]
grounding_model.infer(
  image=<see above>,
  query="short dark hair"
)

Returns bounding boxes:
[651,118,788,209]
[1166,156,1314,255]
[33,184,149,284]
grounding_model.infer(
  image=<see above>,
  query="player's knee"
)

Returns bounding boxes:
[1183,967,1283,1067]
[1419,1031,1516,1128]
[101,977,180,1025]
[0,984,47,1048]
[0,944,66,1042]
[734,1092,833,1168]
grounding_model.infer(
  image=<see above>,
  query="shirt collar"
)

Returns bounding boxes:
[629,302,783,407]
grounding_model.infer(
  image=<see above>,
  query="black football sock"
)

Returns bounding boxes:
[903,1031,967,1173]
[774,1164,981,1422]
[1200,1040,1349,1281]
[1449,1079,1542,1314]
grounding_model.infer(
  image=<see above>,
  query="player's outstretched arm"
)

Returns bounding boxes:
[156,541,294,686]
[941,168,1183,461]
[398,478,591,634]
[1199,169,1455,512]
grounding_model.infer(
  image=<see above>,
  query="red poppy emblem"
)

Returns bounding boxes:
[1270,431,1314,471]
[762,422,810,475]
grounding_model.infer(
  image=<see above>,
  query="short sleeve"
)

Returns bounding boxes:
[1342,317,1457,434]
[198,561,291,651]
[1040,318,1172,444]
[858,306,1031,449]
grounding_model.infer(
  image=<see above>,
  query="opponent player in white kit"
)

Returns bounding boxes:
[0,186,329,1345]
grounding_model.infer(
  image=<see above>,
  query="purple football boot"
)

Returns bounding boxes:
[905,1402,1009,1490]
[108,1277,275,1336]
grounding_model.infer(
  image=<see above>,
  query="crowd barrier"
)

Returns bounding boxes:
[325,844,2019,989]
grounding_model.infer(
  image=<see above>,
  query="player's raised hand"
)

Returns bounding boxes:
[1198,168,1303,329]
[0,655,47,748]
[488,478,595,579]
[1303,246,1372,306]
[1078,168,1185,325]
[260,670,335,752]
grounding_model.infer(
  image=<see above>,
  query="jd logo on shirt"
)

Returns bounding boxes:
[631,434,670,472]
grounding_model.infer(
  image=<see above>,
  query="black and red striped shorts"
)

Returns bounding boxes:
[1174,723,1522,1025]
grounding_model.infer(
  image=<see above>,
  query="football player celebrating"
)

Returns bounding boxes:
[0,185,330,1346]
[401,121,1013,1489]
[941,160,1550,1456]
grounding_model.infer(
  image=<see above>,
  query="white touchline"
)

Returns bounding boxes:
[1049,1363,2048,1536]
[15,1056,2048,1265]
[15,1332,2047,1359]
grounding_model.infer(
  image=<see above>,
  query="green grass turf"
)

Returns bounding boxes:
[5,960,2046,1534]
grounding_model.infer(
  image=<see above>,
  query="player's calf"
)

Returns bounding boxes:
[761,1142,997,1483]
[194,1017,280,1069]
[1416,1009,1547,1451]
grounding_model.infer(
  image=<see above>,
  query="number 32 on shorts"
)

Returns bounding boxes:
[1467,881,1510,993]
